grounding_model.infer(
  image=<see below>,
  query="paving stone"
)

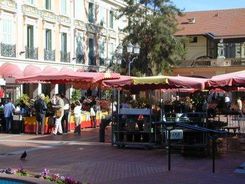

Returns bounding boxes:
[0,127,245,184]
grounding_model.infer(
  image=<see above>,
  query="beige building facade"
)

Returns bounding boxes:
[173,9,245,78]
[0,0,127,100]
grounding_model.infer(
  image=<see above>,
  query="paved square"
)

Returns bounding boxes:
[0,128,245,184]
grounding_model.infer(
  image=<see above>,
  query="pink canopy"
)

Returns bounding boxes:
[16,71,121,88]
[168,76,207,90]
[102,75,207,91]
[206,70,245,88]
[43,66,59,73]
[0,63,23,78]
[102,75,132,88]
[60,66,74,73]
[23,64,42,76]
[161,88,198,93]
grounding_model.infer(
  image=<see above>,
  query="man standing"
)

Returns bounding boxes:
[237,97,243,117]
[52,94,64,135]
[34,93,47,135]
[61,94,70,133]
[4,98,15,133]
[224,94,231,110]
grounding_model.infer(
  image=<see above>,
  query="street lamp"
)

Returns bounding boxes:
[163,121,176,171]
[116,42,140,76]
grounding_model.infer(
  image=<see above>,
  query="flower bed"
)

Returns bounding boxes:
[0,168,87,184]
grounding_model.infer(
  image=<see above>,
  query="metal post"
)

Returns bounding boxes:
[168,129,171,171]
[212,136,216,173]
[128,61,131,76]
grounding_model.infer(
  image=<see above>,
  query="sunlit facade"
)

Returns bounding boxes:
[0,0,127,100]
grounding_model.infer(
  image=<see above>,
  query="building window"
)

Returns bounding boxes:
[99,6,105,26]
[109,10,114,29]
[61,0,67,15]
[75,32,84,63]
[61,32,70,62]
[88,2,94,23]
[88,38,95,65]
[108,42,114,60]
[45,29,52,50]
[27,25,34,49]
[61,32,67,53]
[27,0,34,5]
[99,40,105,65]
[45,0,51,10]
[2,18,13,44]
[44,29,55,60]
[26,25,38,59]
[74,0,82,19]
[190,36,197,43]
[1,17,16,57]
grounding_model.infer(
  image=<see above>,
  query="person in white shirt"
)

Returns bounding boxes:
[224,94,231,110]
[52,94,64,135]
[74,101,82,135]
[237,97,243,117]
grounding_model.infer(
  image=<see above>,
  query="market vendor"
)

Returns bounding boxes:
[34,93,47,135]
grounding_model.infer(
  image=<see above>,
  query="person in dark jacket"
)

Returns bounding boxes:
[34,93,47,135]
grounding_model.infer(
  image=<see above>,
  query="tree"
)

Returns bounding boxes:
[118,0,185,75]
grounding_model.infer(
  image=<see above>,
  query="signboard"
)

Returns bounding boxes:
[166,129,183,140]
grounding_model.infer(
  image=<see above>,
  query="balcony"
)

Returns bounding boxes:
[60,51,70,62]
[25,47,38,60]
[44,49,55,61]
[76,53,84,64]
[88,54,96,65]
[177,57,245,67]
[1,43,16,57]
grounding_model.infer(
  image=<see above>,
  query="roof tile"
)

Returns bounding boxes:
[175,8,245,38]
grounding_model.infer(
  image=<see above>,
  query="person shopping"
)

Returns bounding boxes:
[34,93,47,135]
[52,94,64,135]
[74,101,82,135]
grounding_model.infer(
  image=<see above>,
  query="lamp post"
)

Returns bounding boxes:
[163,121,176,171]
[116,42,140,76]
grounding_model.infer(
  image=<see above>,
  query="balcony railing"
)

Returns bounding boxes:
[177,58,245,67]
[25,46,38,59]
[76,53,84,64]
[60,51,70,62]
[44,49,55,61]
[88,54,96,65]
[1,43,16,57]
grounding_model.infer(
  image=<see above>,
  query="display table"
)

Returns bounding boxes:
[23,116,52,134]
[69,111,108,131]
[23,111,109,134]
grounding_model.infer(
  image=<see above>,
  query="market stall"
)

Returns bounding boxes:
[103,75,210,149]
[16,71,120,134]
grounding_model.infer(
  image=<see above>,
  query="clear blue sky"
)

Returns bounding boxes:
[171,0,245,12]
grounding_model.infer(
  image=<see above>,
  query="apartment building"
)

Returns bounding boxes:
[173,8,245,78]
[0,0,127,100]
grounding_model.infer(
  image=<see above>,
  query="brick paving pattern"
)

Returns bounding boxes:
[0,127,245,184]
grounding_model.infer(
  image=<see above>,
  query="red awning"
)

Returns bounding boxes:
[0,87,4,98]
[43,66,59,73]
[206,70,245,88]
[0,63,23,78]
[102,75,133,88]
[60,66,74,73]
[23,64,42,76]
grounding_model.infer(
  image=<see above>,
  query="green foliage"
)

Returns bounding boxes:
[118,0,185,75]
[44,95,51,105]
[16,94,30,107]
[71,89,81,102]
